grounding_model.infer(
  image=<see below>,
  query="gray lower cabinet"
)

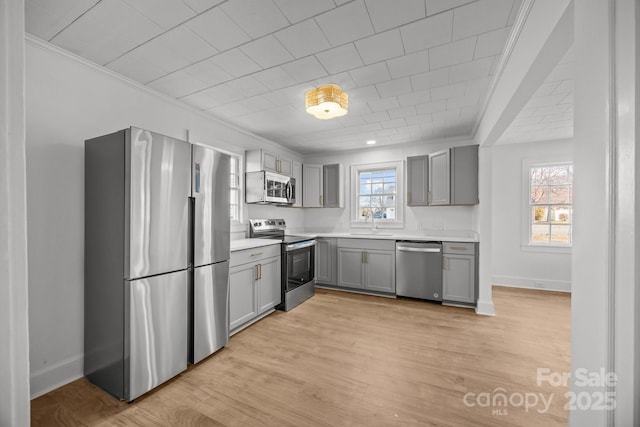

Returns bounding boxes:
[442,242,477,306]
[229,245,281,333]
[336,239,395,294]
[316,238,336,285]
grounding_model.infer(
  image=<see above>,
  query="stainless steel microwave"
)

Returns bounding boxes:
[245,171,296,205]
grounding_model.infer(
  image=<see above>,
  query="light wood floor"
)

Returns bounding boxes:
[31,287,571,426]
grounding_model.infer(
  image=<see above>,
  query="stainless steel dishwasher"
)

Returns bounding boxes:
[395,241,443,301]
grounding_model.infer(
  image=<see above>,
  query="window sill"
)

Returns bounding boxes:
[521,244,572,254]
[350,222,404,229]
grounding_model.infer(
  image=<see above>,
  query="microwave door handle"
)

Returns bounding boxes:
[286,181,291,202]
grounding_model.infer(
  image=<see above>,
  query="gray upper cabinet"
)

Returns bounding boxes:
[427,145,479,206]
[245,149,293,176]
[323,164,343,208]
[407,155,429,206]
[428,149,451,205]
[303,164,323,207]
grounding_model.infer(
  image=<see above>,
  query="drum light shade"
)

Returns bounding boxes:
[305,85,348,120]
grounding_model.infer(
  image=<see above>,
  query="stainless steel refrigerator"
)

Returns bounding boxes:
[84,127,229,402]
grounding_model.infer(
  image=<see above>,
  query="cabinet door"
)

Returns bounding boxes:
[442,254,475,303]
[364,250,395,293]
[292,161,303,208]
[323,164,343,208]
[316,238,335,285]
[451,145,479,205]
[337,248,365,288]
[428,149,450,205]
[278,157,293,176]
[257,256,282,314]
[303,164,323,207]
[262,151,278,173]
[407,155,428,206]
[229,263,257,330]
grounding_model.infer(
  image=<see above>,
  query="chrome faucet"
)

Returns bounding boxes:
[365,209,377,230]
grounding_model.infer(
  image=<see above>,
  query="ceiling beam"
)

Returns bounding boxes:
[474,0,574,147]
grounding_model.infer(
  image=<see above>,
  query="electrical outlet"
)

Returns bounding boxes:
[534,281,545,288]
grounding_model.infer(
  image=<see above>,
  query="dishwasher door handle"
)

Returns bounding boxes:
[396,246,441,253]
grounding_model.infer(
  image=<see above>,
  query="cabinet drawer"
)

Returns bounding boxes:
[443,242,476,255]
[231,244,280,267]
[337,238,396,251]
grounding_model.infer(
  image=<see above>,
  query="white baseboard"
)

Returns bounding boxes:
[475,299,495,316]
[30,353,83,399]
[493,275,571,293]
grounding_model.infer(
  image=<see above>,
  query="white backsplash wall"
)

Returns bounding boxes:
[303,139,477,233]
[245,204,305,235]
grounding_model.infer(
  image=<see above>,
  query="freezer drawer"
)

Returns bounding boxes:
[191,261,230,364]
[395,241,443,301]
[126,270,188,401]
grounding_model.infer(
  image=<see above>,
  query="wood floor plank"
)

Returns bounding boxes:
[31,287,570,426]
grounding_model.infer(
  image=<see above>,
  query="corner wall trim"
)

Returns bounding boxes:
[475,300,495,316]
[493,275,571,293]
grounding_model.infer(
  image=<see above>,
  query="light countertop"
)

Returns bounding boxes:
[230,238,281,252]
[287,230,479,243]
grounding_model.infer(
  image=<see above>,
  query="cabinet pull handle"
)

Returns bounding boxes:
[255,264,260,280]
[427,190,432,204]
[250,252,263,257]
[277,160,281,172]
[449,246,468,251]
[407,191,411,204]
[258,264,262,280]
[361,251,365,264]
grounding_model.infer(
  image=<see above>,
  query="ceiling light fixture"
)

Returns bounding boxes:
[305,84,348,120]
[366,140,376,145]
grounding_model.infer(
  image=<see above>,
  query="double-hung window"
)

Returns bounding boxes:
[527,162,573,246]
[351,161,404,227]
[229,155,242,224]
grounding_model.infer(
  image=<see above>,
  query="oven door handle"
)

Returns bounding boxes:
[285,240,316,251]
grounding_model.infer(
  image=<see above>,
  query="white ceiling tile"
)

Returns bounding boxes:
[416,100,446,114]
[274,19,331,58]
[159,26,219,62]
[475,27,512,59]
[381,118,407,129]
[315,44,364,74]
[526,93,568,108]
[120,0,195,29]
[337,115,367,127]
[149,70,211,98]
[430,82,466,101]
[449,57,494,84]
[354,29,404,65]
[221,0,289,39]
[405,114,432,126]
[465,77,491,97]
[281,56,328,84]
[313,72,357,90]
[225,75,269,97]
[186,7,251,51]
[429,37,476,70]
[376,77,413,98]
[349,62,391,87]
[183,59,233,86]
[208,101,253,118]
[364,0,425,32]
[208,49,261,78]
[252,67,295,90]
[273,0,336,23]
[315,0,375,47]
[529,104,572,118]
[182,0,225,13]
[552,80,574,95]
[240,36,295,69]
[425,0,475,16]
[388,105,417,119]
[26,0,99,41]
[533,81,562,97]
[199,84,245,107]
[410,68,449,91]
[446,93,480,109]
[51,0,163,65]
[397,90,429,106]
[108,49,168,84]
[367,97,400,112]
[400,11,452,54]
[452,0,513,41]
[348,85,381,104]
[180,91,219,110]
[237,95,277,113]
[386,50,429,79]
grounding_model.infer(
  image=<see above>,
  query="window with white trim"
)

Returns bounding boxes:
[528,163,573,245]
[351,161,404,227]
[230,155,242,223]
